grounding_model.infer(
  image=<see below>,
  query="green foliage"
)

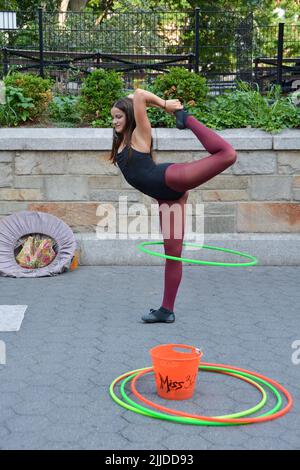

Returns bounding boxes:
[147,103,177,128]
[150,67,209,107]
[48,94,81,123]
[78,69,124,126]
[128,77,300,132]
[4,72,53,120]
[191,80,300,133]
[0,85,34,126]
[142,68,208,127]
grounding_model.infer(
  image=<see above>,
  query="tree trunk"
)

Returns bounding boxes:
[58,0,70,27]
[58,0,89,26]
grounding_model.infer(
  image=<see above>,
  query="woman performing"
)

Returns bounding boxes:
[110,88,237,324]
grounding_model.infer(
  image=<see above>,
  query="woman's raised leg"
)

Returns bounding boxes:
[165,115,237,193]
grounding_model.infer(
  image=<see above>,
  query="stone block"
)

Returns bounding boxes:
[0,128,114,150]
[0,202,28,214]
[0,164,12,187]
[156,127,272,150]
[237,202,300,232]
[15,151,67,175]
[89,189,140,202]
[71,225,96,233]
[0,188,43,201]
[200,175,248,190]
[88,176,121,189]
[14,176,45,189]
[220,128,272,150]
[273,129,300,150]
[203,202,236,215]
[28,202,103,226]
[293,190,300,201]
[154,150,208,164]
[67,152,118,175]
[250,176,291,200]
[233,151,276,175]
[203,190,249,201]
[0,151,13,163]
[204,215,236,233]
[185,191,203,205]
[278,152,300,174]
[292,177,300,200]
[44,176,89,201]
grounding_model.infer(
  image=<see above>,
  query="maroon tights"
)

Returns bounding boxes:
[157,115,237,312]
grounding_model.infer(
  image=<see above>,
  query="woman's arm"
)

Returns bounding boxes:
[126,91,164,108]
[128,89,183,113]
[134,89,166,109]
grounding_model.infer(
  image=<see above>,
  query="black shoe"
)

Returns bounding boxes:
[141,306,175,323]
[175,109,189,129]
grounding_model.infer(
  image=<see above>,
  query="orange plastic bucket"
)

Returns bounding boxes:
[150,344,203,400]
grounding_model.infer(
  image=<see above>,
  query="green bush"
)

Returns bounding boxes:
[140,68,208,127]
[78,69,124,126]
[4,72,53,120]
[191,81,300,133]
[0,85,34,126]
[150,67,209,107]
[48,95,81,124]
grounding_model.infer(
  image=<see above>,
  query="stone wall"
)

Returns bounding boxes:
[0,127,300,235]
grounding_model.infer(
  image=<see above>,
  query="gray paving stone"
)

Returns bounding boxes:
[0,425,10,439]
[0,432,47,450]
[11,401,55,416]
[163,433,212,450]
[37,423,94,443]
[79,431,139,450]
[5,415,50,433]
[245,436,295,450]
[121,423,169,445]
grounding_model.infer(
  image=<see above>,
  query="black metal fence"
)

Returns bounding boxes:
[0,7,299,95]
[253,22,300,93]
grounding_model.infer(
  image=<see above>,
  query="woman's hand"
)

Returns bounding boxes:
[127,93,134,100]
[165,99,183,114]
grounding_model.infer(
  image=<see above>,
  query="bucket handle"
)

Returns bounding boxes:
[172,345,203,355]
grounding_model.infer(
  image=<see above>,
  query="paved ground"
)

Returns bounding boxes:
[0,265,299,450]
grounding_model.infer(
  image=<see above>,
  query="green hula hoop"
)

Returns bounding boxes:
[109,365,282,427]
[128,367,267,420]
[137,241,258,267]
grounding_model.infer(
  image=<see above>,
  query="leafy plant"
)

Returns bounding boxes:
[150,67,209,108]
[48,94,81,123]
[191,80,300,133]
[0,85,34,126]
[140,67,209,127]
[4,72,53,120]
[78,69,124,126]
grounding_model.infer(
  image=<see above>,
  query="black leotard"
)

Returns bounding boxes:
[116,145,185,201]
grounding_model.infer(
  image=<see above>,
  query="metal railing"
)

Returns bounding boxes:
[0,7,299,95]
[253,22,300,93]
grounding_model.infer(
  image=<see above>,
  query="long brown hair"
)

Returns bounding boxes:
[109,96,153,166]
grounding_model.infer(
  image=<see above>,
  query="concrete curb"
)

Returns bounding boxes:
[75,233,300,266]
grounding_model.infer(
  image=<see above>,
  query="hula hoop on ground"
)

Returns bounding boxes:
[137,241,258,267]
[120,367,281,425]
[130,366,268,420]
[109,363,292,426]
